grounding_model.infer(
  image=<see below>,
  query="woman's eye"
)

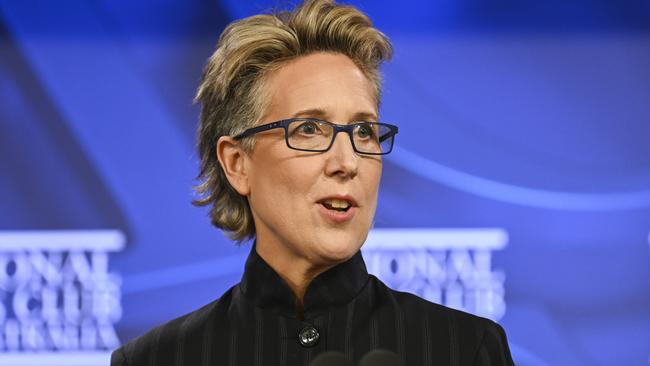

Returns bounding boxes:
[357,124,375,139]
[298,122,318,134]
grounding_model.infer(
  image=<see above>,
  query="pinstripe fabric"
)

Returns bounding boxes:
[228,325,237,366]
[200,310,213,365]
[254,308,263,366]
[422,311,431,365]
[147,322,162,366]
[344,300,356,362]
[392,295,406,363]
[111,246,515,366]
[449,311,459,366]
[279,317,288,364]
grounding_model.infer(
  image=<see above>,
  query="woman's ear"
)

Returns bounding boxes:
[216,136,251,196]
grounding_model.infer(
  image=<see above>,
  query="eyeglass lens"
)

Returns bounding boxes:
[286,120,393,154]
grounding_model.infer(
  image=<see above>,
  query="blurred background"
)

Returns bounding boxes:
[1,0,649,365]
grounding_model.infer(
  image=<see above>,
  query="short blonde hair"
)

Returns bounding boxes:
[193,0,392,241]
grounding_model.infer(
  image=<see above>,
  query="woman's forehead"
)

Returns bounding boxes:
[263,53,377,122]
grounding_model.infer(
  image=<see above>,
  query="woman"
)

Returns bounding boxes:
[111,1,515,365]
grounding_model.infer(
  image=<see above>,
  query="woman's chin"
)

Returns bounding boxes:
[312,237,363,264]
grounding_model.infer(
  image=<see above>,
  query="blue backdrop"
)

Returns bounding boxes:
[1,0,649,365]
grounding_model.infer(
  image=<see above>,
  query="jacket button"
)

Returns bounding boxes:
[298,326,319,347]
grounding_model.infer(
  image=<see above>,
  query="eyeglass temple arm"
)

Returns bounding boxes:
[234,121,284,140]
[378,128,397,143]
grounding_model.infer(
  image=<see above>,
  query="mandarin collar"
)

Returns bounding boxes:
[239,243,369,319]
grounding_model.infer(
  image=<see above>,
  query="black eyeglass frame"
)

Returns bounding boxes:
[232,118,399,155]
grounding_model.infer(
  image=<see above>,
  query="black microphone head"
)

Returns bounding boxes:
[309,351,352,366]
[358,349,404,366]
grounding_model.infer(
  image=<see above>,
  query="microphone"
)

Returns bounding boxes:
[358,349,404,366]
[309,351,352,366]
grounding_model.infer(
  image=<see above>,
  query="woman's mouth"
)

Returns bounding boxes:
[320,198,351,212]
[317,197,357,223]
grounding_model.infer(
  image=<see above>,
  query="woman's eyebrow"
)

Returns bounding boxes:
[292,108,378,122]
[292,108,328,119]
[351,112,378,122]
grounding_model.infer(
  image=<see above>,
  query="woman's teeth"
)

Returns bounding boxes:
[322,199,351,211]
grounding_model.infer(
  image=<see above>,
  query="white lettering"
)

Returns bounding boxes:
[0,245,122,351]
[363,228,509,321]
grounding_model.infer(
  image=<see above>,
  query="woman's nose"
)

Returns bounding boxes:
[323,131,359,179]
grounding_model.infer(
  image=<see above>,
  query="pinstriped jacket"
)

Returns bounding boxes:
[111,246,515,365]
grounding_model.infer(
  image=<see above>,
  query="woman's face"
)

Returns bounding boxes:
[246,52,382,267]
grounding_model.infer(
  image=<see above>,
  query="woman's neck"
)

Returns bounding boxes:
[255,242,334,318]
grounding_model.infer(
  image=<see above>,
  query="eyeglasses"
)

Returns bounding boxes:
[233,118,398,155]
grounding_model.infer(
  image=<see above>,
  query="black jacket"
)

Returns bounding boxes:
[111,246,515,365]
